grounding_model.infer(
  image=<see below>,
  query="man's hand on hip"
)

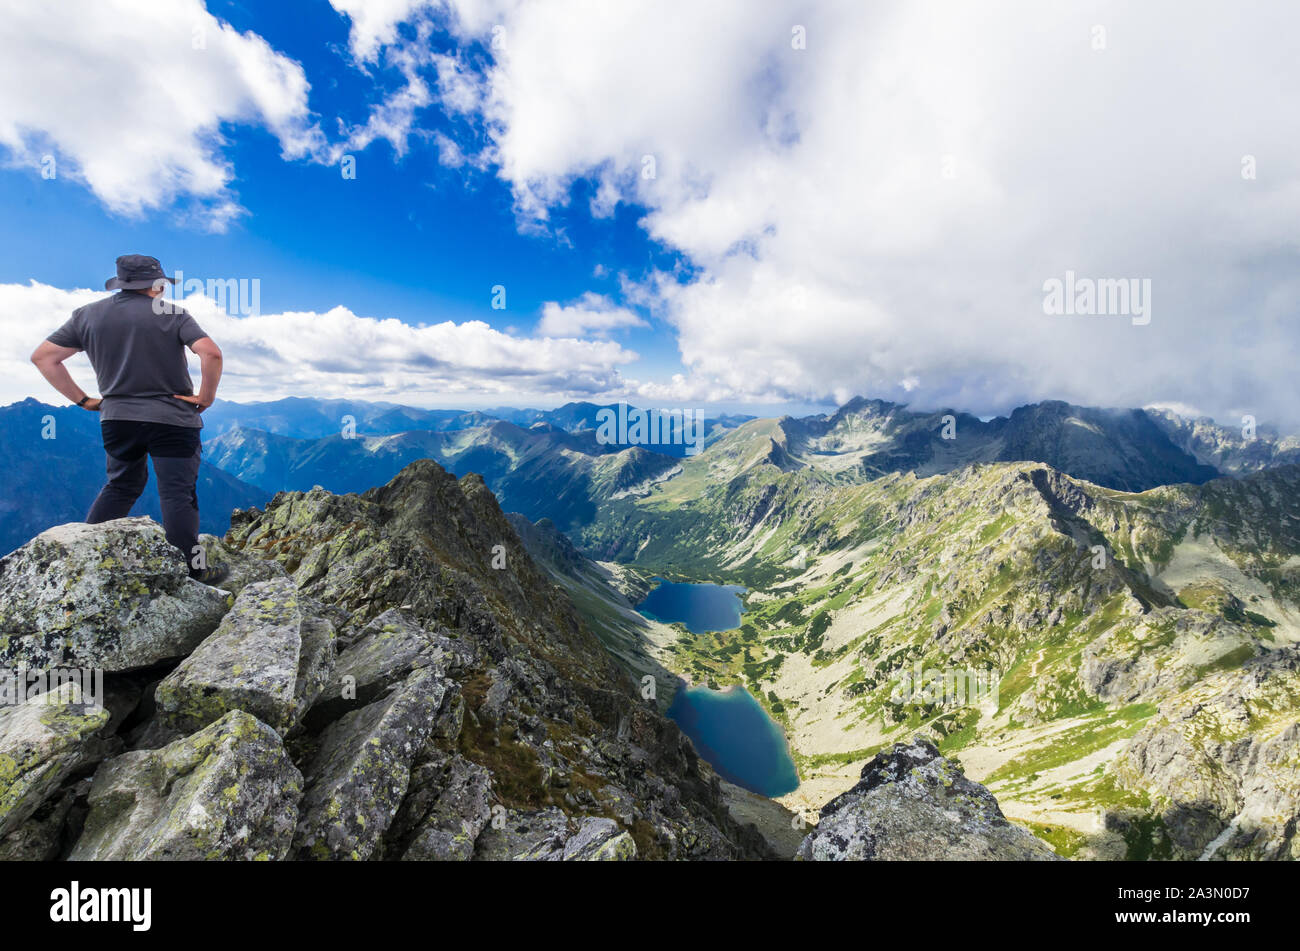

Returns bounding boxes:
[81,398,102,411]
[173,394,211,412]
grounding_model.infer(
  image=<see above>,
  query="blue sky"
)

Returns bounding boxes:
[0,0,705,404]
[0,128,694,383]
[1,1,1297,426]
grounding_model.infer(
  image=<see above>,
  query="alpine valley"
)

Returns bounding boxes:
[2,394,1298,861]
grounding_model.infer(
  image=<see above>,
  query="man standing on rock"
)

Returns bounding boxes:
[30,254,228,585]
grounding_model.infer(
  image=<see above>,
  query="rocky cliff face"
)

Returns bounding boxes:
[1147,408,1300,475]
[1109,648,1300,860]
[0,461,779,861]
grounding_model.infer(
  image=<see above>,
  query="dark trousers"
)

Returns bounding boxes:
[86,420,203,576]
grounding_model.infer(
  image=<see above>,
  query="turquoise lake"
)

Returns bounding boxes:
[637,579,800,797]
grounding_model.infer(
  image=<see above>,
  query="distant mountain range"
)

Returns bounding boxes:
[730,398,1225,491]
[200,397,1300,511]
[201,396,752,457]
[3,390,1299,860]
[201,397,500,440]
[0,398,268,556]
[204,420,684,531]
[2,393,1297,557]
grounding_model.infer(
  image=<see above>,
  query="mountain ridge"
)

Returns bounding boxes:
[5,392,1296,562]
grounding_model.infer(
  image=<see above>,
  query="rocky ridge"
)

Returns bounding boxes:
[0,463,778,860]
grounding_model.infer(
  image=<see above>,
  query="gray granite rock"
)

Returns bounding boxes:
[292,666,449,860]
[69,710,303,860]
[0,682,110,838]
[0,518,228,672]
[154,578,335,735]
[796,737,1061,861]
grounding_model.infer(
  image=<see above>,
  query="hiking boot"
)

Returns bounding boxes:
[190,563,231,587]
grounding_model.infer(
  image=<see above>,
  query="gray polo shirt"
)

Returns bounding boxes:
[47,291,209,429]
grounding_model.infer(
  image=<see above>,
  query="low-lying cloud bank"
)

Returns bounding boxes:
[0,281,639,408]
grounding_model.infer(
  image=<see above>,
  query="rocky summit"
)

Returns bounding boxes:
[0,461,766,860]
[0,458,1049,861]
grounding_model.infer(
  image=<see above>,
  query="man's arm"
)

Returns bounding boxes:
[30,341,100,410]
[173,336,222,411]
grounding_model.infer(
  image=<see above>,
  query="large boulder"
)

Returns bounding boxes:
[292,666,450,860]
[560,817,638,860]
[304,609,461,729]
[154,578,335,736]
[796,737,1061,861]
[0,681,110,838]
[0,518,228,672]
[69,710,303,860]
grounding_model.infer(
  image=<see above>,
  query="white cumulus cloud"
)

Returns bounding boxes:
[537,293,647,337]
[338,0,1300,427]
[0,0,330,230]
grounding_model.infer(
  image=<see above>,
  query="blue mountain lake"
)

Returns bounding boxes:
[637,579,800,797]
[666,685,800,797]
[636,578,746,633]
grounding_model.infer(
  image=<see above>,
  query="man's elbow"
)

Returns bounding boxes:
[195,339,223,361]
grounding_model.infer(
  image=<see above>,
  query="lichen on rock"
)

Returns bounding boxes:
[69,709,303,860]
[0,681,110,839]
[154,577,335,736]
[0,518,227,672]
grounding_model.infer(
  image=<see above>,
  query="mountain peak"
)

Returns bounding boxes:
[831,395,901,418]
